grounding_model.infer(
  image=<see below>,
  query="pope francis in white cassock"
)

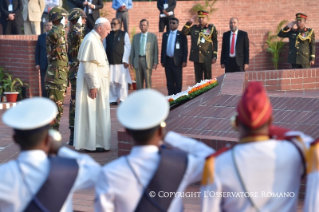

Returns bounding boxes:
[74,18,112,151]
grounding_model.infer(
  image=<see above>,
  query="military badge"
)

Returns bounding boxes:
[203,29,210,35]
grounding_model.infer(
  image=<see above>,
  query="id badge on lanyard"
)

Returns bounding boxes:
[164,0,168,9]
[176,42,180,49]
[8,0,13,12]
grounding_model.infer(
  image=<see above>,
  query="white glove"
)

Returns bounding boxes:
[60,16,65,28]
[77,16,82,26]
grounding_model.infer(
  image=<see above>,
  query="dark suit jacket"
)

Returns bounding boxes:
[220,30,249,67]
[157,0,176,14]
[161,30,188,66]
[0,0,24,25]
[75,0,103,21]
[35,33,48,72]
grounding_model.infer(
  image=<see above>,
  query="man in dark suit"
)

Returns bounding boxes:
[161,18,187,95]
[157,0,176,32]
[35,21,52,97]
[74,0,103,30]
[221,17,249,72]
[0,0,23,34]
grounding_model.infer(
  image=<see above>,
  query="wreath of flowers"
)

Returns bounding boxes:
[166,79,218,106]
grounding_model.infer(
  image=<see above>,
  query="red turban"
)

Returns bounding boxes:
[237,82,273,129]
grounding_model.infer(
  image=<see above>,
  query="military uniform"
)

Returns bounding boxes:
[45,7,69,131]
[277,13,315,68]
[67,8,89,143]
[182,10,218,83]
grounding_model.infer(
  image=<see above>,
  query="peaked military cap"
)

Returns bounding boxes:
[296,13,307,20]
[197,10,209,18]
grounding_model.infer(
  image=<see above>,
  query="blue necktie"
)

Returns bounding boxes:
[167,32,174,57]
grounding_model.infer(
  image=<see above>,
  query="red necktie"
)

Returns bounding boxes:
[230,33,236,55]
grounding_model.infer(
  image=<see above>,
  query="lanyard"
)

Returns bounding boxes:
[9,0,12,4]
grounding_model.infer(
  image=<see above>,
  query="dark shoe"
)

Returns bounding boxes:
[96,147,106,152]
[68,129,74,146]
[110,102,118,106]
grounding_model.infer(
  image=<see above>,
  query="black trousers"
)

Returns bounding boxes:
[225,57,244,73]
[159,16,172,32]
[291,64,310,69]
[3,20,22,35]
[194,62,211,83]
[86,14,95,31]
[165,57,182,95]
[40,69,47,97]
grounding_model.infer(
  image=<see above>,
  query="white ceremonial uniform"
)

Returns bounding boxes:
[108,32,132,102]
[0,147,101,212]
[95,131,215,212]
[75,29,111,150]
[201,136,307,212]
[304,140,319,212]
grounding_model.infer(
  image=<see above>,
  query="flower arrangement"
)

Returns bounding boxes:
[166,79,218,106]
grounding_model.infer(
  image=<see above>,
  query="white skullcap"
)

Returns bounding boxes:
[117,89,169,130]
[95,17,109,25]
[2,97,57,131]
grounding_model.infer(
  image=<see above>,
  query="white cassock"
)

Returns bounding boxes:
[103,33,132,103]
[74,30,111,151]
[200,132,312,212]
[0,147,101,212]
[94,131,215,212]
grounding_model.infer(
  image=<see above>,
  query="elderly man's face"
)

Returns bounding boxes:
[99,22,111,39]
[140,21,149,33]
[45,22,53,32]
[111,19,120,31]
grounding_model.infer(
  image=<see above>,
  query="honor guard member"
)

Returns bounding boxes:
[45,6,69,131]
[182,10,218,83]
[0,98,101,212]
[278,13,315,69]
[67,8,90,145]
[201,82,310,212]
[95,89,215,212]
[304,138,319,212]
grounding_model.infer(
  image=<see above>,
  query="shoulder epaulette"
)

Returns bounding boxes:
[201,146,232,186]
[310,138,319,146]
[306,138,319,174]
[206,146,232,159]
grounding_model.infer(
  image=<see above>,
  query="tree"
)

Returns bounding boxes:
[265,20,288,70]
[189,0,218,20]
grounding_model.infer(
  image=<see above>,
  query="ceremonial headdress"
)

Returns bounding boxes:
[296,13,307,20]
[2,97,57,134]
[197,10,209,18]
[117,89,169,130]
[236,81,273,129]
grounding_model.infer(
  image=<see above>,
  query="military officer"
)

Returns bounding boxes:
[0,97,101,212]
[277,13,315,69]
[67,8,90,145]
[182,10,218,83]
[45,7,69,131]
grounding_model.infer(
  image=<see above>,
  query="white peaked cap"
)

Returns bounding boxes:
[2,97,57,130]
[95,17,109,25]
[117,89,169,130]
